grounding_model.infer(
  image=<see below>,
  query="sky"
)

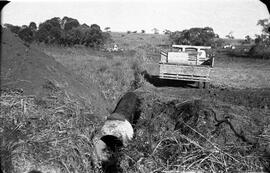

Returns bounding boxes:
[2,0,269,39]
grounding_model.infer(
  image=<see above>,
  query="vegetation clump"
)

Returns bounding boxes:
[4,16,111,48]
[0,88,102,173]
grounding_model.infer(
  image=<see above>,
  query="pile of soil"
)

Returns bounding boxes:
[1,29,108,117]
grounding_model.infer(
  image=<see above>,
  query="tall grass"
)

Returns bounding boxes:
[0,88,102,173]
[38,44,149,110]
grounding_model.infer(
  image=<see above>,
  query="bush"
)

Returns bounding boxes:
[249,44,270,59]
[169,27,216,46]
[18,27,35,43]
[0,89,101,173]
[5,17,111,48]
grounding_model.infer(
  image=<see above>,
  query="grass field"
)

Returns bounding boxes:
[212,55,270,88]
[2,32,270,173]
[39,32,270,91]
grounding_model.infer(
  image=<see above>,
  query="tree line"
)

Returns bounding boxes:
[249,18,270,59]
[4,16,111,47]
[168,27,219,47]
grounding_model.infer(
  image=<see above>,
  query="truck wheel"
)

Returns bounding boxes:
[197,82,203,89]
[204,82,210,89]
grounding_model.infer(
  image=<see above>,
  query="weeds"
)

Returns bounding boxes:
[120,98,269,173]
[0,89,102,173]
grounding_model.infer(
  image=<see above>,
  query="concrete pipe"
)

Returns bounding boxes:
[93,92,141,170]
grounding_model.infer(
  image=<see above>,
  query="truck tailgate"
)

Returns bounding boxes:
[159,63,211,81]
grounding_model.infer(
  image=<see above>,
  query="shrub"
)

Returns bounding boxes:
[249,44,270,59]
[18,27,35,43]
[169,27,216,46]
[7,17,112,48]
[0,88,101,173]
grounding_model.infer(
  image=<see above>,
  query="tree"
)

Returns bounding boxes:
[90,24,101,30]
[249,18,270,59]
[213,38,225,48]
[4,23,21,34]
[104,27,111,32]
[255,18,270,45]
[36,17,62,44]
[18,27,34,43]
[257,18,270,34]
[169,27,216,46]
[81,23,90,28]
[82,24,105,47]
[244,35,251,44]
[29,22,37,31]
[62,27,84,46]
[152,28,159,34]
[61,16,80,31]
[226,31,234,39]
[163,29,171,35]
[141,30,145,34]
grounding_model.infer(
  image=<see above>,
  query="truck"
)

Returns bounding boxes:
[159,45,214,88]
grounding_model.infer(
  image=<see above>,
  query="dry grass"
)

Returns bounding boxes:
[38,44,148,110]
[118,97,270,173]
[211,54,270,89]
[108,32,170,50]
[2,32,270,173]
[0,89,102,173]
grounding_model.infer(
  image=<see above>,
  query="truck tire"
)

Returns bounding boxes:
[197,82,203,89]
[204,82,210,89]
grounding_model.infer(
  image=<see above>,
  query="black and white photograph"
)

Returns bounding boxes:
[0,0,270,172]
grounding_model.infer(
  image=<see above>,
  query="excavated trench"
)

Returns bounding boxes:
[93,90,270,172]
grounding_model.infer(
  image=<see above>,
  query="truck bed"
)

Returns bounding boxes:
[159,63,212,82]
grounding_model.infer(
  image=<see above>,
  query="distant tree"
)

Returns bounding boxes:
[82,24,105,47]
[127,31,131,34]
[14,16,111,47]
[255,18,270,45]
[90,24,101,30]
[169,27,216,46]
[104,27,111,32]
[61,16,80,31]
[249,18,270,59]
[226,31,234,39]
[244,35,251,44]
[213,38,225,48]
[29,22,37,31]
[132,31,137,33]
[257,18,270,34]
[102,32,113,43]
[4,23,21,34]
[141,30,145,34]
[81,23,90,28]
[36,17,62,44]
[18,27,34,43]
[62,27,84,45]
[152,28,159,34]
[163,29,171,35]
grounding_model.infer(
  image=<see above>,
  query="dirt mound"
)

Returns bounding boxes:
[1,29,108,117]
